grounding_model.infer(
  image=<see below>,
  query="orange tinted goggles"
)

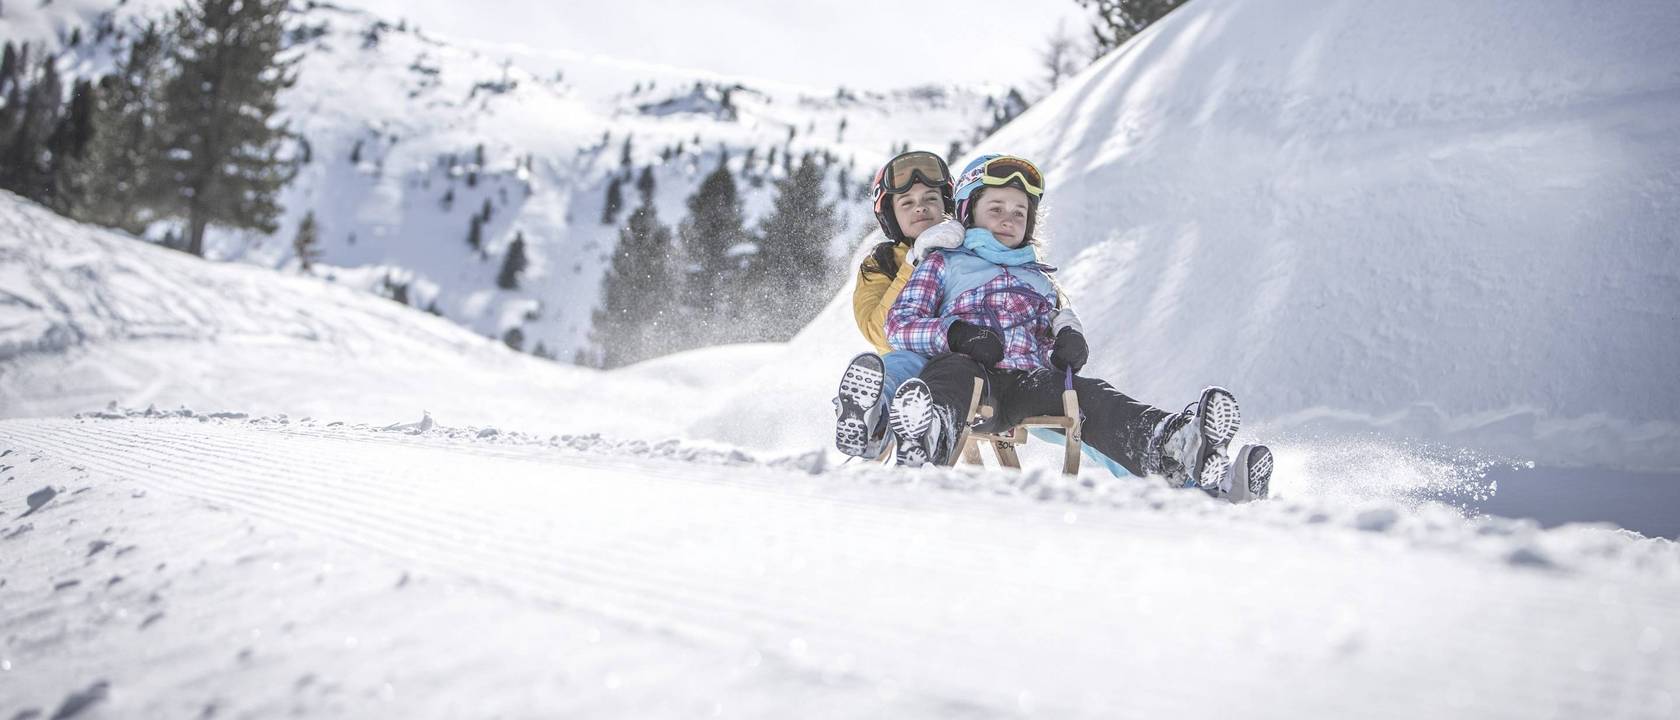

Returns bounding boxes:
[875,151,952,195]
[978,156,1044,197]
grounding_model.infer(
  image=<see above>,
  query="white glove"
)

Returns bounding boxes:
[908,218,966,265]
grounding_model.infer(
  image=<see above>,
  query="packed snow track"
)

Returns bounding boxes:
[3,416,1676,718]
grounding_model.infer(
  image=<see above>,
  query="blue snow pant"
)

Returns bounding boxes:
[881,351,927,408]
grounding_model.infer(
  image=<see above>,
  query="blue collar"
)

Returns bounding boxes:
[962,227,1040,267]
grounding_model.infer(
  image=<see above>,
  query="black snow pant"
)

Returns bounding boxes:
[918,352,1172,476]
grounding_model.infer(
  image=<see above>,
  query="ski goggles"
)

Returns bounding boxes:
[872,151,952,197]
[959,155,1045,198]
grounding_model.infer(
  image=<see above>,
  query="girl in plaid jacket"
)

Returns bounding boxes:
[883,154,1272,501]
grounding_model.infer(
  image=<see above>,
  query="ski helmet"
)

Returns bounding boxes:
[871,150,956,242]
[954,154,1045,243]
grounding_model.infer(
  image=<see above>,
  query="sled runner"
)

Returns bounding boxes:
[955,376,1083,475]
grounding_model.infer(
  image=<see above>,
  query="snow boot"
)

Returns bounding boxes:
[888,378,959,468]
[1219,443,1273,502]
[834,352,887,458]
[1146,386,1242,490]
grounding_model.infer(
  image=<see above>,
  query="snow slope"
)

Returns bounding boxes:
[4,415,1678,719]
[4,1,1680,711]
[3,0,1009,359]
[2,66,1678,718]
[0,191,763,440]
[743,0,1680,472]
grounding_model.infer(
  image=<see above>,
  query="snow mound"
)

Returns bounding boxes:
[762,0,1680,472]
[0,192,704,441]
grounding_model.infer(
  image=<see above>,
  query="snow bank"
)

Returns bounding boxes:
[752,0,1680,471]
[0,193,702,441]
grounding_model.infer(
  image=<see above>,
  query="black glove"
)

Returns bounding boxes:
[947,320,1004,367]
[1050,328,1088,373]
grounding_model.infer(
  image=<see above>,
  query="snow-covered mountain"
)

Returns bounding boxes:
[3,0,1011,359]
[717,0,1680,473]
[0,189,747,439]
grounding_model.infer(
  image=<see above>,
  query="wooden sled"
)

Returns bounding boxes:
[954,377,1083,475]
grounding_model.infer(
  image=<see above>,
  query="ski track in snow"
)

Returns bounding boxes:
[3,415,1678,718]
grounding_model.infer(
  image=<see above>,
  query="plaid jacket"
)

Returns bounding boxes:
[885,250,1060,371]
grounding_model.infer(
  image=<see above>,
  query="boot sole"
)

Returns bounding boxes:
[889,379,934,467]
[1244,445,1273,500]
[835,353,886,457]
[1227,443,1273,502]
[1198,386,1241,450]
[1187,387,1241,489]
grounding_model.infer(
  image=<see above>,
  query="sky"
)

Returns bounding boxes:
[338,0,1094,91]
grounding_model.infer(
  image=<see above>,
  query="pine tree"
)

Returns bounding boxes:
[384,274,410,305]
[361,21,382,49]
[987,89,1030,134]
[158,0,298,257]
[497,231,528,289]
[753,154,839,339]
[589,195,678,368]
[44,78,98,214]
[678,158,748,331]
[1075,0,1188,55]
[635,165,656,205]
[466,213,483,250]
[600,175,623,225]
[0,42,21,99]
[1040,20,1082,92]
[293,210,320,272]
[0,55,63,205]
[67,23,168,233]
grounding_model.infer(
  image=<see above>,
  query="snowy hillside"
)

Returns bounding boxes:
[4,0,1680,712]
[2,202,1678,715]
[3,0,1010,360]
[0,191,767,440]
[2,199,1679,717]
[743,0,1680,473]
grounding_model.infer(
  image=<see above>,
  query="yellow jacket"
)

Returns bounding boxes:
[851,241,916,354]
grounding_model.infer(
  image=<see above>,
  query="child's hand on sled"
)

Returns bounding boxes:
[1051,328,1088,373]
